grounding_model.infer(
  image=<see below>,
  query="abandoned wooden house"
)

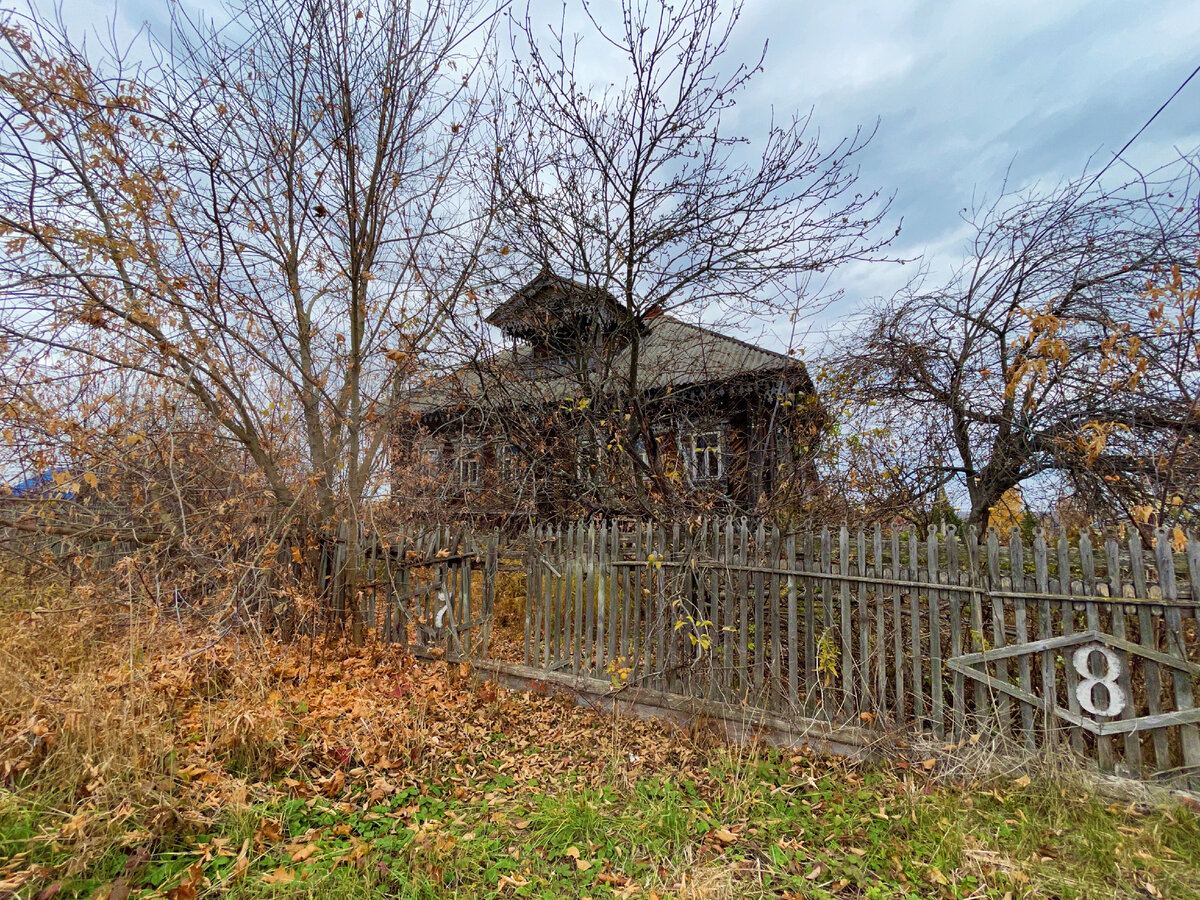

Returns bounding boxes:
[394,270,825,519]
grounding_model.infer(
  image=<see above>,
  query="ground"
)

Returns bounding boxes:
[1,575,1199,899]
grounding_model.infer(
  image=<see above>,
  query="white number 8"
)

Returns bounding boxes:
[1071,643,1126,717]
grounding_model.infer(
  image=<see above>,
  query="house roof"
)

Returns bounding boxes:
[406,313,807,415]
[484,269,627,336]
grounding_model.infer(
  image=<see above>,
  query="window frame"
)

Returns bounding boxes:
[497,443,521,481]
[687,426,725,483]
[458,448,481,487]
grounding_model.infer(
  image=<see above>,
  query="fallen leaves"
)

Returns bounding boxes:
[260,867,296,885]
[711,827,738,846]
[289,843,317,863]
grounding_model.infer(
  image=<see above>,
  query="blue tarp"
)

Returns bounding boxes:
[6,468,76,500]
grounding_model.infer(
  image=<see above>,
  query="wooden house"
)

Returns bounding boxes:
[394,270,825,520]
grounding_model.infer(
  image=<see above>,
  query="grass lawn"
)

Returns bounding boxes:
[2,578,1198,899]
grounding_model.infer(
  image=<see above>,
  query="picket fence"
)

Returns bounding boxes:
[520,519,1200,779]
[328,518,1200,780]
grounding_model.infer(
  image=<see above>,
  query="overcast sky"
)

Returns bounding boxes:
[515,0,1200,350]
[70,0,1200,351]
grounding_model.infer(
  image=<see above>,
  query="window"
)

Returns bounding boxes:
[458,451,480,486]
[415,437,442,474]
[498,444,520,480]
[575,431,601,484]
[690,429,723,482]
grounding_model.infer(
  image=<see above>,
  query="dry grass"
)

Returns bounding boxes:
[2,570,1199,900]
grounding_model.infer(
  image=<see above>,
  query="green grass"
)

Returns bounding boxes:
[4,749,1199,900]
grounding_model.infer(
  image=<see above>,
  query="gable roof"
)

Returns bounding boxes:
[406,313,805,415]
[485,269,626,337]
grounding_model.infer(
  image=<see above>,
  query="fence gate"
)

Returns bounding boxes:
[318,525,500,659]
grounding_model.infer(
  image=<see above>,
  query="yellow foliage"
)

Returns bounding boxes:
[988,486,1026,536]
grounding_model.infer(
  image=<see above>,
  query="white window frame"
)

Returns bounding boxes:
[497,443,520,480]
[458,448,480,486]
[416,436,442,473]
[575,429,602,484]
[688,427,725,483]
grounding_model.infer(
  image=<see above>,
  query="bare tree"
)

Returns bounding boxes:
[468,0,894,512]
[0,0,500,635]
[837,158,1200,530]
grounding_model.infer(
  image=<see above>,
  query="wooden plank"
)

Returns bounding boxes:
[873,525,887,720]
[1058,531,1085,754]
[722,517,736,699]
[986,529,1011,734]
[1130,529,1170,769]
[964,527,988,720]
[366,545,377,635]
[620,522,632,668]
[1079,531,1112,769]
[458,535,468,657]
[927,526,944,738]
[738,519,751,698]
[803,530,817,709]
[1156,529,1200,770]
[946,526,965,736]
[753,521,767,694]
[607,522,620,672]
[786,531,799,710]
[571,523,582,675]
[1097,707,1200,736]
[667,522,682,693]
[891,529,906,723]
[550,525,561,667]
[399,536,411,650]
[1010,530,1036,748]
[585,522,598,676]
[1189,536,1200,612]
[839,525,854,714]
[707,520,722,701]
[631,522,644,680]
[655,523,668,691]
[523,530,534,666]
[642,521,655,682]
[769,525,783,707]
[954,628,1198,674]
[856,528,870,713]
[1105,535,1141,774]
[484,530,499,657]
[909,529,925,725]
[543,527,554,668]
[1033,529,1056,744]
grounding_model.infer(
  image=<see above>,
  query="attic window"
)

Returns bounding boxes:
[689,429,723,482]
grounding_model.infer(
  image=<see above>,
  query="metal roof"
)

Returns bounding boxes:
[406,314,805,415]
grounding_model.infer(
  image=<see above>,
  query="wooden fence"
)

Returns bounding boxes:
[521,519,1200,779]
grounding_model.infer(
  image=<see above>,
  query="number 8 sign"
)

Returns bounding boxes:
[1071,643,1126,717]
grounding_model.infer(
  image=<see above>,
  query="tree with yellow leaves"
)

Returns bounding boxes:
[987,485,1027,536]
[837,159,1200,530]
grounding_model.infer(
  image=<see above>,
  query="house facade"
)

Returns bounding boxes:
[393,270,826,521]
